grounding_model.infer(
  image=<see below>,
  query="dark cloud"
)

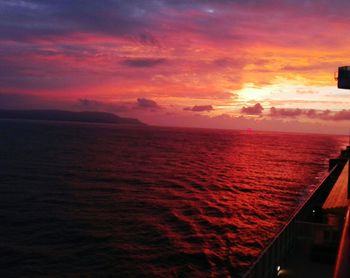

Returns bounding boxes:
[134,32,161,47]
[332,110,350,121]
[241,103,264,115]
[0,1,210,42]
[184,105,214,112]
[121,58,167,68]
[1,0,350,44]
[269,107,350,121]
[305,109,317,118]
[137,98,160,109]
[270,107,302,117]
[0,1,155,41]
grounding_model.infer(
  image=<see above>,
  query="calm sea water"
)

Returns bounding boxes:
[0,120,347,277]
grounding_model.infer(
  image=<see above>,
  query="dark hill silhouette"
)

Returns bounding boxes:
[0,109,145,125]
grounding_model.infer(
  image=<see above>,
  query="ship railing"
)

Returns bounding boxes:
[243,162,344,278]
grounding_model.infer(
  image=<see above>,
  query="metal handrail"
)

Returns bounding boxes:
[243,163,343,278]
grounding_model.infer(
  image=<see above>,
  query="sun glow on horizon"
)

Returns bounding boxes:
[2,0,350,133]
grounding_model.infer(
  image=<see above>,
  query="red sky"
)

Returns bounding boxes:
[2,0,350,134]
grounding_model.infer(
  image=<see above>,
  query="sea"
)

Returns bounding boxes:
[0,120,347,277]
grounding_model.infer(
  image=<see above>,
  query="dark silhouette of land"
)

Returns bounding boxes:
[0,109,145,125]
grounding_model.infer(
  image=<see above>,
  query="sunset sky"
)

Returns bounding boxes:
[2,0,350,134]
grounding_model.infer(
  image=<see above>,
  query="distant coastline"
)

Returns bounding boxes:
[0,109,146,126]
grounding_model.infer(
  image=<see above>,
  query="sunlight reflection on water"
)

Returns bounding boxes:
[0,121,347,277]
